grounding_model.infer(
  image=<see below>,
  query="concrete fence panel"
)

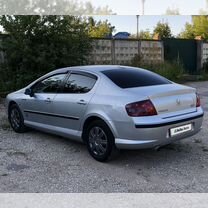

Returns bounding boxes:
[114,39,139,65]
[89,38,164,66]
[89,39,113,65]
[202,42,208,67]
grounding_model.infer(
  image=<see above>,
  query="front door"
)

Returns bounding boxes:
[22,73,67,126]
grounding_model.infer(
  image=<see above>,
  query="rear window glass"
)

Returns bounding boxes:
[102,68,171,88]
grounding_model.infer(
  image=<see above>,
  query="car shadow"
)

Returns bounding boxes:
[24,129,204,168]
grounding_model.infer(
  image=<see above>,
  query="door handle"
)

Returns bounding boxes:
[44,98,52,103]
[77,99,87,105]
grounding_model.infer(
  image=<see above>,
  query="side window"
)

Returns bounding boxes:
[32,74,66,93]
[62,73,97,93]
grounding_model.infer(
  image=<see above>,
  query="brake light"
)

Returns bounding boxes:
[125,100,157,117]
[196,94,201,107]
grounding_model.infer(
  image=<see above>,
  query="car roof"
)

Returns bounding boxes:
[55,65,128,74]
[31,65,132,86]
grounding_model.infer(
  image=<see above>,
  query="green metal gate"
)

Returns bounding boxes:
[163,39,197,74]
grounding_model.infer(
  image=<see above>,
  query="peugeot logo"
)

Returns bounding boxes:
[176,98,181,105]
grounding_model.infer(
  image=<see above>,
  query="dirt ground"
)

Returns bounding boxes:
[0,81,208,193]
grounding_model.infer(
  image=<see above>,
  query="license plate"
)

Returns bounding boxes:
[170,124,192,137]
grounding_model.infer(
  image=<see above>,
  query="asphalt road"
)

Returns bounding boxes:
[0,81,208,193]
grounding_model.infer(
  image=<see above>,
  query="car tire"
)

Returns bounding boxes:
[85,120,117,162]
[8,103,27,133]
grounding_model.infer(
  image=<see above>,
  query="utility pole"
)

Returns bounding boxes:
[136,15,140,39]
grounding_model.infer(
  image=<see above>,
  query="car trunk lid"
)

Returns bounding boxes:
[125,84,197,116]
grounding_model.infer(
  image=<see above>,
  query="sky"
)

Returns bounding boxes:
[88,0,206,15]
[93,15,192,36]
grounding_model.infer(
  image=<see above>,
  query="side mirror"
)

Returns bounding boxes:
[25,88,34,97]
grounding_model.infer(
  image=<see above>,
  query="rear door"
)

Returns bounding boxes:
[22,73,67,126]
[52,71,97,131]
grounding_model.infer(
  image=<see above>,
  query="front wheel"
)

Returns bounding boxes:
[9,104,27,133]
[85,120,116,162]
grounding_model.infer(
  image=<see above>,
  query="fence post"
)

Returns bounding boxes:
[161,40,164,63]
[138,39,141,59]
[111,38,116,65]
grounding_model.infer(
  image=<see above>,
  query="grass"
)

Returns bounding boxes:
[150,61,184,81]
[130,55,184,82]
[130,55,208,82]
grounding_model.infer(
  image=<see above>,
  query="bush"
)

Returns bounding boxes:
[0,15,92,93]
[130,55,184,81]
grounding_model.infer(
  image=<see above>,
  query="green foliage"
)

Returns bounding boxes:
[139,30,152,39]
[192,16,208,39]
[131,55,184,81]
[130,30,152,39]
[153,22,173,39]
[0,0,114,15]
[178,23,195,39]
[87,17,115,38]
[179,16,208,40]
[0,15,92,92]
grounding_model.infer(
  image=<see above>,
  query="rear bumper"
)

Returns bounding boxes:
[114,111,204,149]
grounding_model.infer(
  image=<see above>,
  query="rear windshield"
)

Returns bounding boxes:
[102,68,171,89]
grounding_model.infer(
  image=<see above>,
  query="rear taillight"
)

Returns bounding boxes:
[125,100,157,117]
[196,94,201,107]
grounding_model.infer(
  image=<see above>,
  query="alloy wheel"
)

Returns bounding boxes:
[10,108,21,130]
[88,126,108,156]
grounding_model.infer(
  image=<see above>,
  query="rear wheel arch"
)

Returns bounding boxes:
[82,116,119,162]
[82,116,115,142]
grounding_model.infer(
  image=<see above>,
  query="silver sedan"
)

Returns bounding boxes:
[6,65,204,161]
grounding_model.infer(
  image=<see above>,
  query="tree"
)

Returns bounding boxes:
[0,15,92,91]
[178,16,208,40]
[178,22,195,39]
[139,30,152,39]
[192,15,208,39]
[165,7,180,15]
[130,30,152,39]
[153,21,173,39]
[87,17,115,38]
[0,0,114,15]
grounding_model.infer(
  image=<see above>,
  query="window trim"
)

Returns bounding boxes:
[59,71,98,94]
[31,72,69,94]
[68,70,98,80]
